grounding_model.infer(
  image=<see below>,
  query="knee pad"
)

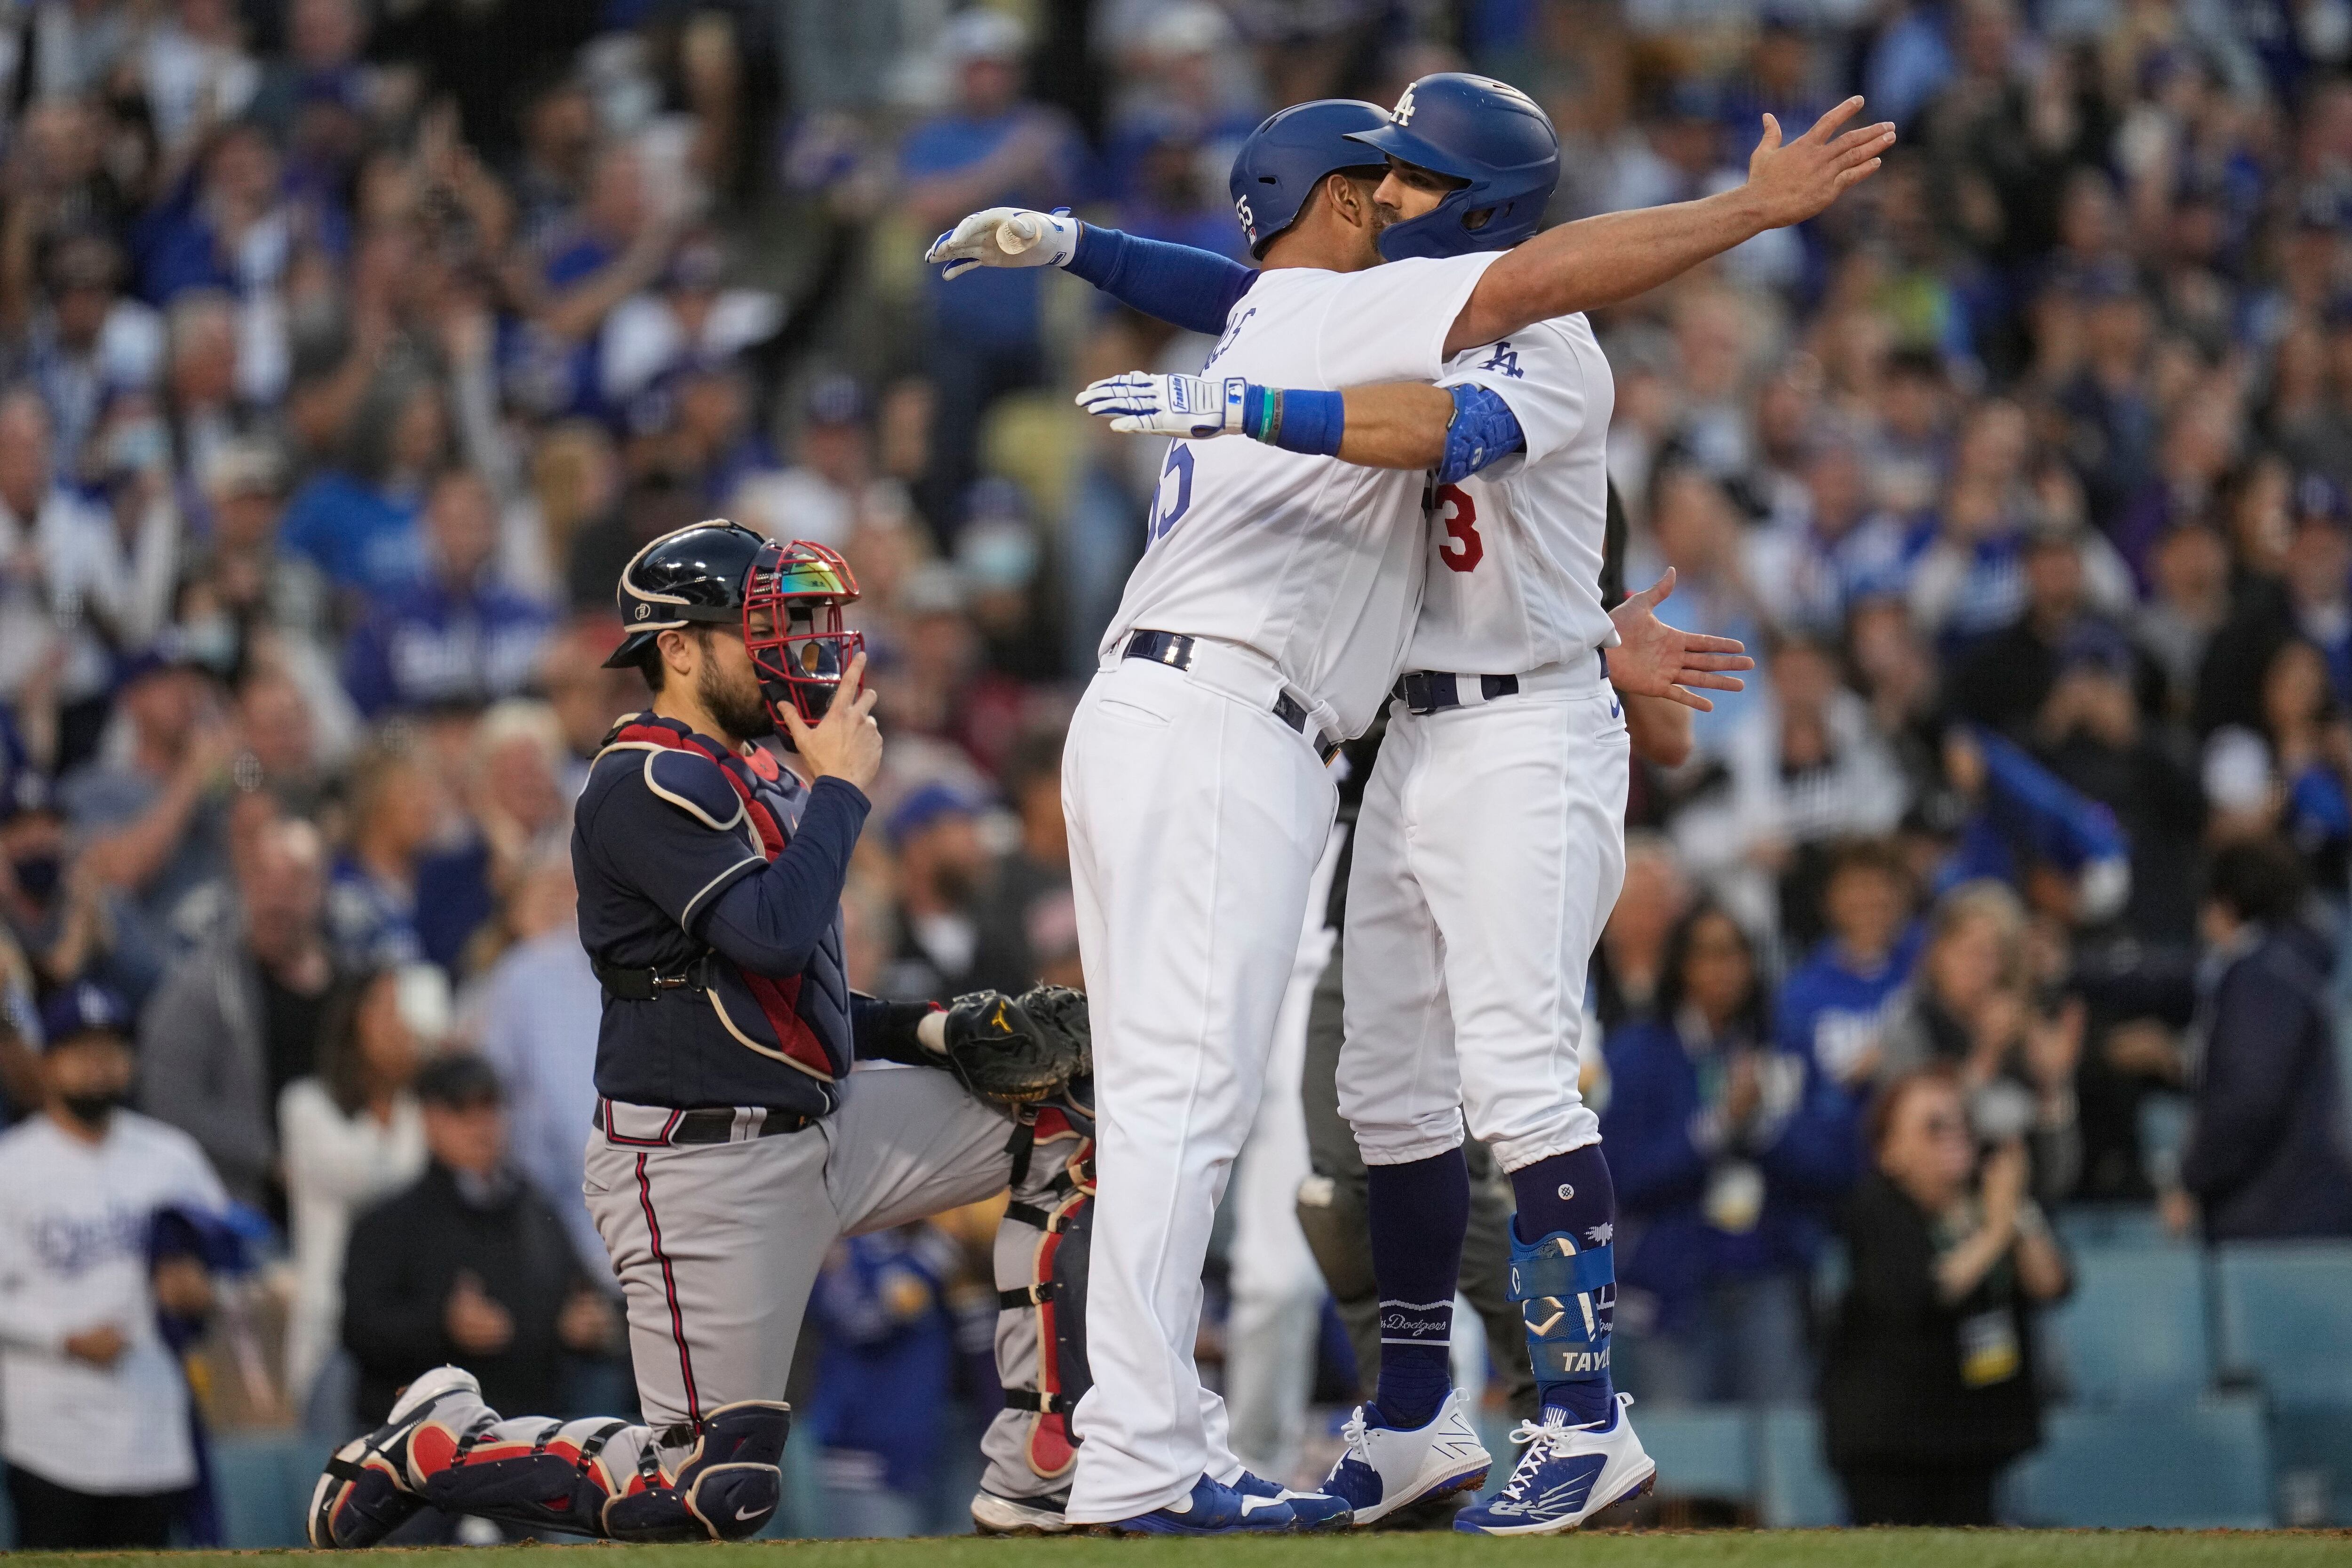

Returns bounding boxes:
[1507,1230,1615,1382]
[603,1401,791,1543]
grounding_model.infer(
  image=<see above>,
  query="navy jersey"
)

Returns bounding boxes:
[572,713,870,1114]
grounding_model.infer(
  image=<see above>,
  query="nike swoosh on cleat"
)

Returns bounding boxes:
[735,1505,766,1521]
[1239,1496,1284,1515]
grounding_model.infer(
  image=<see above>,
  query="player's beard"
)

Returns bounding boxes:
[698,656,776,743]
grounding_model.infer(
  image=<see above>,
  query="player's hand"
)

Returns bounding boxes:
[925,207,1079,279]
[1606,570,1754,712]
[783,651,882,793]
[1742,97,1896,229]
[1077,372,1248,438]
[64,1323,127,1368]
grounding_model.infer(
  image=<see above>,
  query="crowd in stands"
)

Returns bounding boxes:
[0,0,2344,1542]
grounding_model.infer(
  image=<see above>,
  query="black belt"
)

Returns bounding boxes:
[1122,630,1340,763]
[593,955,716,1001]
[592,1101,812,1144]
[1394,671,1518,715]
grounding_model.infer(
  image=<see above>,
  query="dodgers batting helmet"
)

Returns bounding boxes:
[1228,98,1390,260]
[1346,72,1560,262]
[604,520,864,724]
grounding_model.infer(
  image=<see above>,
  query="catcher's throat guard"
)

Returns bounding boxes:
[744,538,864,727]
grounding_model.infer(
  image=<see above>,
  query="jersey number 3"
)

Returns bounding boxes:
[1148,444,1195,543]
[1435,483,1483,573]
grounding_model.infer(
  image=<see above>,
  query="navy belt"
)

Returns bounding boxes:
[1123,630,1340,763]
[1394,671,1518,715]
[594,1100,812,1144]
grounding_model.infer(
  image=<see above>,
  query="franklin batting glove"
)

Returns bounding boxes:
[925,207,1080,279]
[1076,372,1248,438]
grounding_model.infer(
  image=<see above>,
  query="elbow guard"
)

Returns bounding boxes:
[1438,383,1527,485]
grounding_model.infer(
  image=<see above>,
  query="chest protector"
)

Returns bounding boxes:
[602,716,850,1083]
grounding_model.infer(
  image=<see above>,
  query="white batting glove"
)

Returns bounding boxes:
[925,207,1080,279]
[1076,373,1248,438]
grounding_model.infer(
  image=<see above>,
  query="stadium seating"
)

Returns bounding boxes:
[2215,1243,2352,1525]
[2005,1396,2274,1528]
[1754,1405,1844,1528]
[2043,1240,2210,1403]
[1636,1406,1756,1503]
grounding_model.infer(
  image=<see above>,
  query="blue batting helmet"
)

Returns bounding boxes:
[1228,99,1391,259]
[1346,73,1560,261]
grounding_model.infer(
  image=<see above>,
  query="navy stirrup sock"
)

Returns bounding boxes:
[1365,1149,1470,1429]
[1507,1144,1619,1428]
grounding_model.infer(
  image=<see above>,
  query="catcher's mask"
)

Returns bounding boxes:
[743,539,864,726]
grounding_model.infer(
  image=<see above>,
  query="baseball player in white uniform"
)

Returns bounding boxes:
[931,79,1889,1533]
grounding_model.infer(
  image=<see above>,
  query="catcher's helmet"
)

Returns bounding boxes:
[1346,72,1559,262]
[1228,99,1391,260]
[604,521,864,726]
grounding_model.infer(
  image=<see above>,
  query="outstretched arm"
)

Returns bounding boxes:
[1446,99,1893,357]
[925,208,1257,336]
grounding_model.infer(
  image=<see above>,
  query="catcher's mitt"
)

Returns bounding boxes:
[940,987,1088,1106]
[1013,983,1091,1080]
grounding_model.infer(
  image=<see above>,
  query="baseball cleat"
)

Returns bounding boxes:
[1319,1388,1492,1527]
[971,1488,1073,1535]
[307,1365,482,1548]
[1091,1473,1296,1536]
[1231,1469,1353,1530]
[1453,1392,1654,1535]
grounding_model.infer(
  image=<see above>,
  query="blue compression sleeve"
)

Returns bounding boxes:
[1066,224,1257,336]
[1240,384,1344,456]
[1437,383,1526,485]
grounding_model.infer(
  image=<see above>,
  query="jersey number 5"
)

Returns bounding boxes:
[1148,443,1195,543]
[1435,483,1483,573]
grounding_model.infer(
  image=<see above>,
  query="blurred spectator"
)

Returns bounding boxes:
[1605,901,1857,1408]
[538,620,639,797]
[2179,838,2352,1241]
[413,700,567,975]
[325,740,441,970]
[2199,477,2352,733]
[340,1052,614,1425]
[1950,523,2148,743]
[969,727,1076,994]
[342,468,554,717]
[1822,1067,2070,1528]
[277,373,447,597]
[898,10,1085,536]
[1775,841,1920,1099]
[279,967,429,1425]
[878,781,986,1002]
[470,849,604,1276]
[734,374,874,549]
[1880,882,2085,1205]
[1593,832,1692,1031]
[15,232,162,474]
[0,984,226,1549]
[806,1225,963,1538]
[139,815,332,1211]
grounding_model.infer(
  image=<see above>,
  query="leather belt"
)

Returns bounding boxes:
[1122,629,1341,763]
[592,954,716,1001]
[594,1098,812,1145]
[1393,648,1610,717]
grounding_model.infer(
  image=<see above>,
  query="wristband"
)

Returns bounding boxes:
[1240,384,1344,456]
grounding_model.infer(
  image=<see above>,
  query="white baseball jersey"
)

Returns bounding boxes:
[1405,313,1618,675]
[1102,252,1502,738]
[0,1112,228,1494]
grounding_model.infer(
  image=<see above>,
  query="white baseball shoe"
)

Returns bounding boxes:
[1453,1392,1654,1535]
[971,1488,1073,1535]
[1317,1387,1492,1527]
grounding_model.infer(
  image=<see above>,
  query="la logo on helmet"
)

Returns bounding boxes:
[1391,85,1415,124]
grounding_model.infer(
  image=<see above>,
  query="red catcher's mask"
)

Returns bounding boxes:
[742,539,865,726]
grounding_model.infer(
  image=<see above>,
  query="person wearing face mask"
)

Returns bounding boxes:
[0,748,161,1011]
[0,983,230,1548]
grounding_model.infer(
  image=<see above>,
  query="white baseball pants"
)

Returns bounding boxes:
[1339,674,1630,1172]
[1061,649,1338,1523]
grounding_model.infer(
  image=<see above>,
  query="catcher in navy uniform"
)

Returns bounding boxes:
[308,522,1094,1545]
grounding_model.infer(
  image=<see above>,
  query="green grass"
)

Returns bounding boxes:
[8,1534,2351,1568]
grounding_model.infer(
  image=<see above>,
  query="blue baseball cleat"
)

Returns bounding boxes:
[1319,1389,1492,1526]
[1454,1393,1654,1535]
[1231,1469,1353,1530]
[1094,1474,1296,1535]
